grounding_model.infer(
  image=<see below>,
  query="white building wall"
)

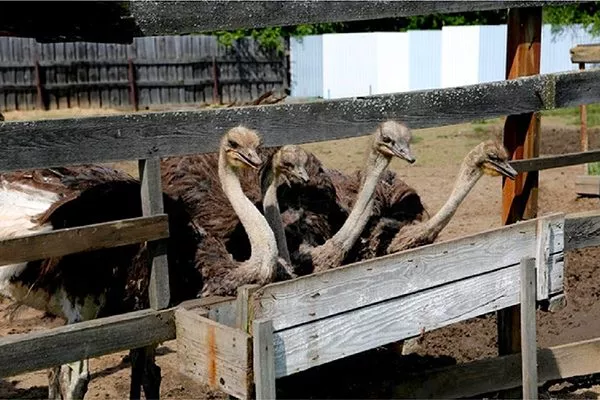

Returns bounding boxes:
[375,32,410,95]
[441,26,481,88]
[408,30,442,91]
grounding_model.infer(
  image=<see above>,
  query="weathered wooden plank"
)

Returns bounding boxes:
[0,308,174,378]
[139,158,170,310]
[255,214,564,331]
[511,149,600,173]
[0,214,169,266]
[520,257,537,400]
[575,175,600,197]
[176,308,252,400]
[564,210,600,251]
[130,1,559,35]
[535,214,564,300]
[273,265,522,378]
[570,44,600,63]
[393,336,600,399]
[253,319,276,400]
[0,68,598,172]
[237,284,260,332]
[178,296,237,327]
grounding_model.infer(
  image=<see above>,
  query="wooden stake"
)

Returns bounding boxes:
[579,62,588,174]
[520,257,538,400]
[128,58,139,111]
[253,320,276,400]
[498,6,542,357]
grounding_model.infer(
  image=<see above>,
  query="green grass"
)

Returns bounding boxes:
[542,103,600,127]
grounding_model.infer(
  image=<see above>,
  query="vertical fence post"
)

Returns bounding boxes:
[212,56,221,104]
[34,58,46,111]
[129,157,170,400]
[498,6,542,358]
[520,257,538,400]
[253,319,276,400]
[128,58,139,111]
[579,62,588,174]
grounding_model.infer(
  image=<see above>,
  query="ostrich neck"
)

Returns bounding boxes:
[330,151,389,253]
[261,168,292,264]
[218,150,278,277]
[422,162,483,240]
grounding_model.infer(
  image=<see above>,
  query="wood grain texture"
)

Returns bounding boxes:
[564,210,600,251]
[179,296,237,328]
[0,308,174,378]
[393,335,600,399]
[175,308,252,400]
[139,158,170,310]
[237,284,260,333]
[520,258,538,400]
[255,214,564,331]
[253,319,276,400]
[510,149,600,173]
[273,265,522,378]
[570,44,600,63]
[0,215,168,266]
[535,213,564,300]
[574,175,600,197]
[130,1,559,35]
[1,68,599,172]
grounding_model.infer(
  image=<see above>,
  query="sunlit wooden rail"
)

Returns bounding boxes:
[0,1,598,400]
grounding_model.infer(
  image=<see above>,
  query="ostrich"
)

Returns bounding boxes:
[0,126,292,399]
[290,120,416,273]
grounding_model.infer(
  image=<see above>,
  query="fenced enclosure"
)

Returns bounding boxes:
[0,35,286,111]
[2,1,600,399]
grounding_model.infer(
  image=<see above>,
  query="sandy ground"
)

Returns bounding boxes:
[1,107,600,399]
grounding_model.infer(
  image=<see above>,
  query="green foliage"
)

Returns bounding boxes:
[212,3,600,50]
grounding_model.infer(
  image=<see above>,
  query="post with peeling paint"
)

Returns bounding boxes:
[497,5,542,363]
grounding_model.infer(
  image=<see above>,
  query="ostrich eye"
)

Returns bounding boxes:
[382,136,392,144]
[228,140,239,149]
[283,161,293,168]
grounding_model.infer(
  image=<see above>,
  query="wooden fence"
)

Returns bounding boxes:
[1,1,600,400]
[0,35,286,111]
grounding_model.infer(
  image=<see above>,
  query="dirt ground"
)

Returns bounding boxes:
[2,107,600,399]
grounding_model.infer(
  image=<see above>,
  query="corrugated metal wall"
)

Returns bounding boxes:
[290,35,323,98]
[289,24,599,99]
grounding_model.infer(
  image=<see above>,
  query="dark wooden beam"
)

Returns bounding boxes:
[498,6,542,362]
[0,68,599,173]
[510,149,600,173]
[130,1,560,35]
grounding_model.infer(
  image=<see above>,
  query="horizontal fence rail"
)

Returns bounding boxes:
[510,149,600,173]
[130,1,562,35]
[0,214,169,266]
[0,308,175,377]
[0,68,598,173]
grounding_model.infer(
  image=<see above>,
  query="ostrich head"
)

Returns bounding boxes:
[468,140,517,179]
[373,120,416,164]
[271,145,310,186]
[221,126,263,170]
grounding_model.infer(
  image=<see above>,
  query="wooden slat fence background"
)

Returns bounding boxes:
[0,35,286,111]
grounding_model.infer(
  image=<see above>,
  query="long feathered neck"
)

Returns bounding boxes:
[260,166,292,264]
[421,160,483,240]
[330,150,390,253]
[218,150,278,279]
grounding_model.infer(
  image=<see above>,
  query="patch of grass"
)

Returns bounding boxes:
[472,125,488,135]
[588,162,600,176]
[542,103,600,127]
[411,134,424,144]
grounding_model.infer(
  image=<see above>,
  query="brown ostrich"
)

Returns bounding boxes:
[0,126,291,399]
[289,120,416,273]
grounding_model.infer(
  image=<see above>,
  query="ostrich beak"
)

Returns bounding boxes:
[293,166,310,183]
[391,143,416,164]
[488,159,518,180]
[237,149,263,169]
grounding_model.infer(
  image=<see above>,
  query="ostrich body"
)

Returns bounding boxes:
[294,121,416,273]
[0,126,290,399]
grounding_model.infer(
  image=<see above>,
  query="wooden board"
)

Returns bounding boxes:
[393,335,600,399]
[175,308,252,400]
[254,214,564,332]
[0,214,169,266]
[564,209,600,251]
[1,68,599,172]
[253,319,276,400]
[0,308,174,377]
[575,174,600,197]
[273,265,522,378]
[130,1,558,35]
[511,149,600,173]
[570,44,600,63]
